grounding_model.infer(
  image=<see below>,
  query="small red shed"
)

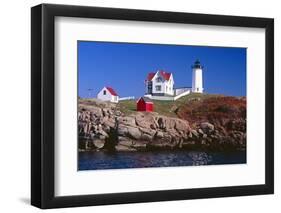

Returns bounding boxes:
[137,97,154,112]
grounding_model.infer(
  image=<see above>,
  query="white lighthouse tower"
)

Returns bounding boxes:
[192,59,204,93]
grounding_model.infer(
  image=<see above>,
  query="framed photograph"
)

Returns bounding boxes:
[31,4,274,209]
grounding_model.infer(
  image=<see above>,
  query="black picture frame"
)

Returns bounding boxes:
[31,3,274,209]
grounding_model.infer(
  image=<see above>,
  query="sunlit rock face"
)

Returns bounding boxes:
[78,96,246,152]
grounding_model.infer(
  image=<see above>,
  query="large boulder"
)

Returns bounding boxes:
[155,131,164,139]
[190,129,199,138]
[117,124,128,136]
[140,133,153,142]
[127,126,142,140]
[174,119,190,132]
[118,116,136,127]
[163,117,176,130]
[200,122,215,133]
[102,117,116,129]
[93,139,105,149]
[139,127,156,137]
[135,113,157,129]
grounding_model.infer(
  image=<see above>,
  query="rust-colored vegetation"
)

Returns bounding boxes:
[176,96,246,127]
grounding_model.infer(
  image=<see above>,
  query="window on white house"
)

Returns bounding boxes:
[156,77,162,82]
[103,90,106,95]
[156,85,161,91]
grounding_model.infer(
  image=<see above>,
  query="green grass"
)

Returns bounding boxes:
[117,93,222,117]
[116,99,136,115]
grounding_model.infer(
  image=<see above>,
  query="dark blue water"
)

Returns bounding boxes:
[78,150,246,171]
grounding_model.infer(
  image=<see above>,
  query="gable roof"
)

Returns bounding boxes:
[105,87,118,96]
[146,73,155,81]
[146,70,172,81]
[137,97,153,104]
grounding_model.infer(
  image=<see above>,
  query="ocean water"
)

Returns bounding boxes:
[78,150,246,171]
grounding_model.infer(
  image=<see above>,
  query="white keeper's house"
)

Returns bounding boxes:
[144,60,204,101]
[97,86,119,103]
[145,70,175,96]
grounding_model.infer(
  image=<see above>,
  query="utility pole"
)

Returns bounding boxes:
[87,88,94,98]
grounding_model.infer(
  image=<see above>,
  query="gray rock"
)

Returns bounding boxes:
[200,122,215,132]
[127,126,142,140]
[190,129,199,138]
[139,127,156,137]
[94,139,105,149]
[98,129,109,137]
[103,119,115,128]
[141,133,153,141]
[118,140,133,147]
[132,140,147,149]
[115,111,122,116]
[115,144,137,151]
[118,116,136,127]
[155,131,164,138]
[174,119,190,132]
[164,117,176,130]
[157,117,165,129]
[135,113,157,129]
[198,128,204,136]
[118,124,128,136]
[98,135,106,140]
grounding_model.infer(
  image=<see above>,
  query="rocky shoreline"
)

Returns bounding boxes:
[78,97,246,152]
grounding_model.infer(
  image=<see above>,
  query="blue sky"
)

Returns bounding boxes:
[78,41,246,98]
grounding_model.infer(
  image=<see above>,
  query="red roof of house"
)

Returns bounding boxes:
[105,87,118,96]
[137,97,153,104]
[147,73,155,81]
[146,70,171,81]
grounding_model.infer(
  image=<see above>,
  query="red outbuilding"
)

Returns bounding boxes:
[137,97,154,112]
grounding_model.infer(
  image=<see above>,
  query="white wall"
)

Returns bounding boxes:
[151,72,174,95]
[175,88,191,95]
[0,0,280,213]
[97,87,118,103]
[192,68,203,93]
